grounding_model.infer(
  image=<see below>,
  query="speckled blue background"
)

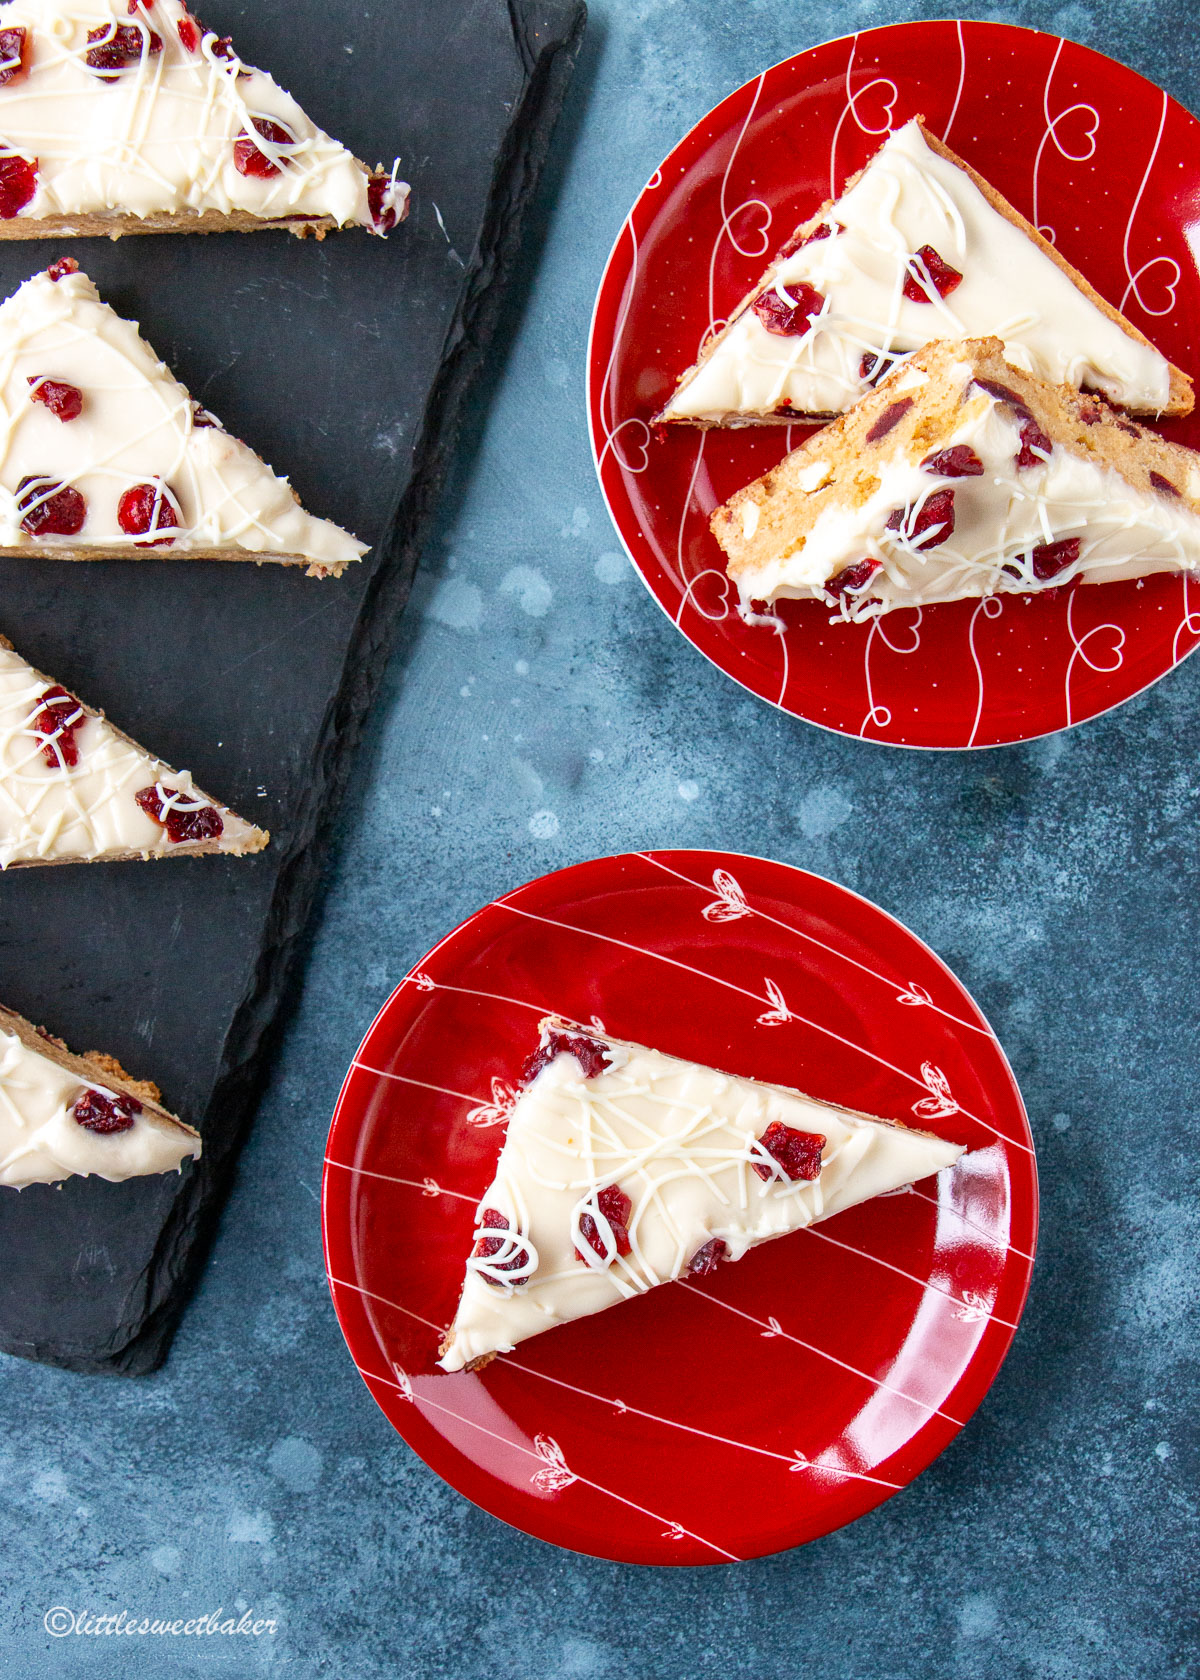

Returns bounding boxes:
[3,2,1198,1675]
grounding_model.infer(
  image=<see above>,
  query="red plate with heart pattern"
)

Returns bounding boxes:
[322,850,1037,1564]
[587,22,1200,748]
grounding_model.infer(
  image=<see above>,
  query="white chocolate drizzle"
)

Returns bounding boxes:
[731,369,1200,618]
[438,1018,964,1370]
[0,0,408,231]
[0,638,266,865]
[663,119,1172,422]
[0,1022,199,1187]
[0,265,366,568]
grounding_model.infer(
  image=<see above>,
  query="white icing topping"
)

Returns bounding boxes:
[0,639,265,865]
[733,382,1200,617]
[664,119,1171,420]
[0,1022,198,1187]
[438,1020,964,1370]
[0,0,408,230]
[0,267,365,566]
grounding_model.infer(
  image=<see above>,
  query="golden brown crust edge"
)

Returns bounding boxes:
[0,545,353,579]
[659,118,1192,424]
[0,210,339,239]
[0,1002,197,1141]
[0,631,270,861]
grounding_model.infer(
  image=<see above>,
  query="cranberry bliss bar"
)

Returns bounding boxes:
[659,118,1190,426]
[0,0,408,238]
[0,1001,199,1188]
[0,632,267,866]
[711,338,1200,620]
[0,260,366,574]
[438,1018,965,1371]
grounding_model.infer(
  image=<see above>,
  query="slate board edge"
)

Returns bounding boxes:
[3,0,588,1379]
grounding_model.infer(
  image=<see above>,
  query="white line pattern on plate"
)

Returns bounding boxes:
[1032,36,1099,243]
[708,70,771,340]
[491,898,1031,1153]
[324,1157,474,1203]
[637,853,993,1036]
[353,1360,743,1561]
[942,19,967,143]
[498,1355,905,1489]
[800,1224,1018,1329]
[1120,88,1180,318]
[966,595,1004,749]
[678,1282,969,1427]
[1064,582,1124,730]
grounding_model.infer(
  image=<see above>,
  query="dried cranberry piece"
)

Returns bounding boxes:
[688,1238,728,1277]
[825,557,881,600]
[752,281,825,337]
[31,685,84,769]
[117,481,181,547]
[752,1121,826,1183]
[17,476,85,537]
[46,256,77,282]
[1029,538,1081,581]
[802,222,833,245]
[212,35,235,59]
[921,445,984,478]
[0,26,30,87]
[233,117,295,179]
[865,397,913,444]
[135,785,224,844]
[522,1028,610,1084]
[886,488,955,551]
[85,22,163,76]
[1078,399,1103,425]
[177,13,199,52]
[0,154,37,219]
[472,1207,530,1282]
[73,1087,141,1134]
[28,376,83,422]
[903,244,963,302]
[1150,470,1181,498]
[973,376,1031,418]
[367,172,400,233]
[859,352,895,386]
[574,1185,633,1266]
[1015,416,1053,470]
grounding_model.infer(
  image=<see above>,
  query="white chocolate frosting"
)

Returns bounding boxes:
[663,119,1172,421]
[733,363,1200,618]
[0,638,266,865]
[0,0,408,231]
[0,1018,199,1187]
[438,1019,964,1371]
[0,266,366,569]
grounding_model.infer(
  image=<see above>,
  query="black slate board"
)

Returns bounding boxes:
[0,0,585,1375]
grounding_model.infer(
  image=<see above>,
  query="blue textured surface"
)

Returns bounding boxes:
[4,3,1199,1676]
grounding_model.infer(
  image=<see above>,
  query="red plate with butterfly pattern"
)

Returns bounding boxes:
[587,22,1200,748]
[322,851,1037,1564]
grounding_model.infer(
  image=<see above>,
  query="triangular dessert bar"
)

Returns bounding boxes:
[711,338,1200,620]
[0,260,365,574]
[660,118,1191,425]
[0,631,267,866]
[438,1018,965,1371]
[0,1001,199,1187]
[0,0,407,238]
